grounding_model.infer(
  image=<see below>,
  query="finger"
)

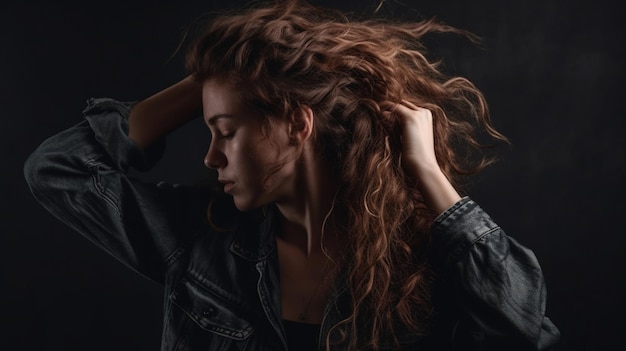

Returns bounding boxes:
[400,99,420,110]
[395,103,433,119]
[380,101,400,113]
[394,103,424,119]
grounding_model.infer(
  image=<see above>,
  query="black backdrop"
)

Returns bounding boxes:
[2,0,623,350]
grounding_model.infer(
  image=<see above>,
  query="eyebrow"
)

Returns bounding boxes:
[206,114,233,125]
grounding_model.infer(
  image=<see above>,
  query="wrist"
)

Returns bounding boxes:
[409,163,461,215]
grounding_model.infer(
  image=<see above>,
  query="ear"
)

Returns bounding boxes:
[289,105,314,145]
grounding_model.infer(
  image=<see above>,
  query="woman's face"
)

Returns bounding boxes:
[202,79,298,211]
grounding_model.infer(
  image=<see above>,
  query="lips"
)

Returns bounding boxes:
[218,178,235,193]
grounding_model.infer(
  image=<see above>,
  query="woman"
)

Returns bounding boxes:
[24,0,560,350]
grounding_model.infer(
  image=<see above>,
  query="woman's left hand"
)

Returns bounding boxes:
[394,102,439,178]
[391,101,462,214]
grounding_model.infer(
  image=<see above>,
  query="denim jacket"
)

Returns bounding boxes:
[24,98,560,350]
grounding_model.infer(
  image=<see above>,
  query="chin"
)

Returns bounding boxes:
[232,195,265,212]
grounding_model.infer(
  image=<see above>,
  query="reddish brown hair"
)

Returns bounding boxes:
[186,1,507,349]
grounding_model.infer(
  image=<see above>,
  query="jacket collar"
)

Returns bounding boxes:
[229,204,278,261]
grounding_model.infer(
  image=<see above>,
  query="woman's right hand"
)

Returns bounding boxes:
[129,76,203,149]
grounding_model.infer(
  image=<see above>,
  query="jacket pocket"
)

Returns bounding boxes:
[170,275,255,341]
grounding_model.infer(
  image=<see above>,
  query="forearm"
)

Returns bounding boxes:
[129,76,203,149]
[410,163,461,215]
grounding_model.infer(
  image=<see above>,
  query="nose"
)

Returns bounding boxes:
[204,141,226,169]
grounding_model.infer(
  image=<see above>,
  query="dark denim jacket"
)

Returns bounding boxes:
[24,98,560,350]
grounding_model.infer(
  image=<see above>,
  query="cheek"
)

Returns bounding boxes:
[244,139,279,172]
[228,141,271,187]
[230,126,296,191]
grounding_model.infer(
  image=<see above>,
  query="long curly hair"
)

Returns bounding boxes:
[185,1,508,349]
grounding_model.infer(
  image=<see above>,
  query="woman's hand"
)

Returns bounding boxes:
[129,76,203,149]
[395,102,439,177]
[392,101,462,215]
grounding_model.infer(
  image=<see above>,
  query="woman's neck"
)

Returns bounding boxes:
[275,142,338,258]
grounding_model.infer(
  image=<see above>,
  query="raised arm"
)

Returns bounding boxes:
[23,76,209,283]
[129,75,203,149]
[395,103,560,349]
[394,102,461,215]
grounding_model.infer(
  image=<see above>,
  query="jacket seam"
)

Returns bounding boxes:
[449,226,500,266]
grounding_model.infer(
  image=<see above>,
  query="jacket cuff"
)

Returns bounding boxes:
[429,197,500,272]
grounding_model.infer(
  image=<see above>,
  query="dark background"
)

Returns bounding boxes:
[2,0,623,350]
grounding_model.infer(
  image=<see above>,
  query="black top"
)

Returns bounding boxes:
[284,319,321,351]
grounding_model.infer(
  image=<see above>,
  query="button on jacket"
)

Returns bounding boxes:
[24,97,560,350]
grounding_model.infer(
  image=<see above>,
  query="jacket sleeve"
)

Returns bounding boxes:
[23,97,210,284]
[429,197,561,350]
